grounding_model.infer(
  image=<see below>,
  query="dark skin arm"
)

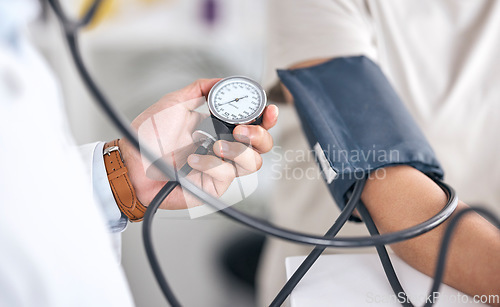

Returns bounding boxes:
[364,166,499,304]
[280,58,500,305]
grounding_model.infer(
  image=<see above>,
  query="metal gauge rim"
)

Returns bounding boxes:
[207,76,267,125]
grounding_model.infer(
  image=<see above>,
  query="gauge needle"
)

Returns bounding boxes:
[218,95,248,106]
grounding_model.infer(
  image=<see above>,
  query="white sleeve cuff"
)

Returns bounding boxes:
[88,142,128,233]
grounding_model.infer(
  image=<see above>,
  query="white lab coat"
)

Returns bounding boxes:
[0,1,134,306]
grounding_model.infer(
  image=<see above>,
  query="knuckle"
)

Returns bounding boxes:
[221,164,236,182]
[255,154,263,171]
[202,156,220,170]
[241,150,262,171]
[234,143,249,158]
[261,136,273,153]
[249,126,265,147]
[254,125,266,139]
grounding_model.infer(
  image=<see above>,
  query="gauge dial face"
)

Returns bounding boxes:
[207,76,267,125]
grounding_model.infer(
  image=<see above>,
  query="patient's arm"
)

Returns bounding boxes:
[279,58,500,304]
[363,165,500,304]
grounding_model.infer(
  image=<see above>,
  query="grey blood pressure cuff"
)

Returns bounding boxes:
[277,56,444,213]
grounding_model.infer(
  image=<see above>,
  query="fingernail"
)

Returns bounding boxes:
[271,104,279,118]
[237,126,248,136]
[219,141,229,153]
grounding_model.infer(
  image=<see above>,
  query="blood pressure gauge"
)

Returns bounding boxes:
[193,76,266,147]
[207,76,267,125]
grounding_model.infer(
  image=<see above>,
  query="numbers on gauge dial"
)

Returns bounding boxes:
[213,82,261,122]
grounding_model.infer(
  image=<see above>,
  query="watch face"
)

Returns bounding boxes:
[207,76,267,125]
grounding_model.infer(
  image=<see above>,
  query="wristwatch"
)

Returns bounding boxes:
[103,139,147,222]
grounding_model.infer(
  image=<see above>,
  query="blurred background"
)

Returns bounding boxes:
[28,0,370,306]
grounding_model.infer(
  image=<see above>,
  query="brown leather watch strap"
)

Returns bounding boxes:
[103,139,147,222]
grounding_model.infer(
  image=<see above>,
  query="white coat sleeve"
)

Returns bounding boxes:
[79,142,128,233]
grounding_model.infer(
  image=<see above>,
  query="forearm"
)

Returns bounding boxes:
[362,166,500,303]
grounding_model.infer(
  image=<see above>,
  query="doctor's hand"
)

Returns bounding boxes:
[119,78,278,210]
